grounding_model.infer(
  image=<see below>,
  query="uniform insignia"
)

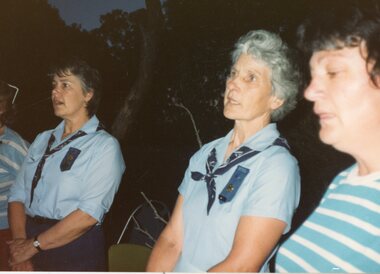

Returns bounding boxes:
[218,165,249,203]
[60,147,81,171]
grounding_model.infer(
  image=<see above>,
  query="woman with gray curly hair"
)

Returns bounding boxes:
[147,29,301,272]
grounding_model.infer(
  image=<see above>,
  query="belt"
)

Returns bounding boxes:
[27,215,60,225]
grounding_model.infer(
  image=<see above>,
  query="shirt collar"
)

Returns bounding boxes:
[52,115,100,143]
[345,164,380,184]
[214,123,280,165]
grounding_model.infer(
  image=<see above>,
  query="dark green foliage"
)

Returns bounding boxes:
[0,0,112,140]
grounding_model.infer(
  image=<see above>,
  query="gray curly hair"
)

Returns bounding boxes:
[231,30,300,121]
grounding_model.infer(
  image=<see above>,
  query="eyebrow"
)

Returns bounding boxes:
[248,69,262,76]
[310,51,349,67]
[53,76,73,82]
[232,66,263,77]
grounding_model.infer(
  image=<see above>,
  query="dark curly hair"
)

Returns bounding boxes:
[297,2,380,87]
[49,58,102,117]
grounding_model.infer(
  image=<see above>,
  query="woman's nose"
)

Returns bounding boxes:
[304,78,322,102]
[225,81,238,97]
[226,75,239,90]
[52,86,61,95]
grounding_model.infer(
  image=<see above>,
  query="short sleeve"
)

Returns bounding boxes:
[77,135,125,222]
[242,148,300,233]
[8,159,27,203]
[8,133,43,204]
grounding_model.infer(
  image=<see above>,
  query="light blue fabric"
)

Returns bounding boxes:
[0,127,29,229]
[275,164,380,273]
[175,123,300,272]
[9,116,125,223]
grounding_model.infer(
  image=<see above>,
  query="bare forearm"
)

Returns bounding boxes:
[208,259,260,272]
[38,209,97,250]
[8,209,98,266]
[146,234,181,272]
[8,202,27,239]
[209,217,286,273]
[147,195,184,272]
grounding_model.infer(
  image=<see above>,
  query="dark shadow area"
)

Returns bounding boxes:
[0,0,367,256]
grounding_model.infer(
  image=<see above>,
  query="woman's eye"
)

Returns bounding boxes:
[326,67,344,78]
[228,70,237,78]
[63,82,70,88]
[327,71,340,78]
[247,74,257,82]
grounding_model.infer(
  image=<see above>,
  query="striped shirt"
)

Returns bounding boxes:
[275,164,380,272]
[0,127,28,229]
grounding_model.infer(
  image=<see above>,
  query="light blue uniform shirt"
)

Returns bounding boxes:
[175,123,300,272]
[0,127,29,229]
[9,116,125,223]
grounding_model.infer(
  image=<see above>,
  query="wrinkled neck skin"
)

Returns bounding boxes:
[224,115,270,161]
[61,115,90,140]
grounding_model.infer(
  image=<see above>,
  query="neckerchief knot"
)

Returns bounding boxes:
[191,137,289,215]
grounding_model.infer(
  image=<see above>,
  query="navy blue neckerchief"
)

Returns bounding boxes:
[29,122,105,207]
[191,137,289,215]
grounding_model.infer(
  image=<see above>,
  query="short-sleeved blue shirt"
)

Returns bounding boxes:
[9,115,125,223]
[174,123,300,272]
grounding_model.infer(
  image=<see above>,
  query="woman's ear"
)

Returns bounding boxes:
[270,96,284,110]
[85,90,94,103]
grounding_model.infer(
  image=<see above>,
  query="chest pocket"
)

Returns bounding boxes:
[60,147,81,171]
[218,165,249,204]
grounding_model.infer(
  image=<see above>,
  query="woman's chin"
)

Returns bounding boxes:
[223,109,238,120]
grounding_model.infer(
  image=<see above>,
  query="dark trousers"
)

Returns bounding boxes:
[26,217,106,271]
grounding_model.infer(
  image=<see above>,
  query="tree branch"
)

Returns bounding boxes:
[173,102,202,148]
[111,0,163,140]
[140,192,168,224]
[132,216,155,248]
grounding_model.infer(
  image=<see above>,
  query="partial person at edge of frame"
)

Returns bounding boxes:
[276,3,380,272]
[7,58,126,271]
[146,29,301,272]
[0,81,29,271]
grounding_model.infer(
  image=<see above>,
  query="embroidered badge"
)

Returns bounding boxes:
[60,147,81,171]
[218,165,249,203]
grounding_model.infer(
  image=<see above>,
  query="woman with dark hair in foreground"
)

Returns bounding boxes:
[7,59,125,271]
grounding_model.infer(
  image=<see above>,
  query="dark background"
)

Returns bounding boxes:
[1,0,367,248]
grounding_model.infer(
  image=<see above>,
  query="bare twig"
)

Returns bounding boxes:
[145,242,153,249]
[173,102,202,148]
[116,172,151,244]
[132,216,156,247]
[141,192,168,224]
